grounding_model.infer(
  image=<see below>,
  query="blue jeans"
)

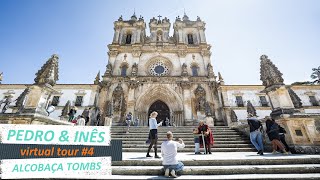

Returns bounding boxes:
[163,162,184,173]
[250,130,264,151]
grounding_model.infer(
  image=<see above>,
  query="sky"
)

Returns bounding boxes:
[0,0,319,85]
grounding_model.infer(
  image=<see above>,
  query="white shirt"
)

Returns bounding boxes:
[161,140,185,165]
[77,118,86,126]
[149,118,161,130]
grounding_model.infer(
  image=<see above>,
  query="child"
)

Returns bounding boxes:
[193,128,201,154]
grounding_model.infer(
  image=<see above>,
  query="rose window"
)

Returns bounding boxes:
[149,60,170,76]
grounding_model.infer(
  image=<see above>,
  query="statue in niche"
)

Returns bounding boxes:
[157,32,162,42]
[104,63,113,76]
[104,101,112,117]
[204,102,213,116]
[197,97,206,112]
[131,63,138,77]
[15,87,31,113]
[181,63,188,76]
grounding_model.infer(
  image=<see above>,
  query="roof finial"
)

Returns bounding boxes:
[184,8,186,16]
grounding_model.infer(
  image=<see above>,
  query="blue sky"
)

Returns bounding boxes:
[0,0,319,85]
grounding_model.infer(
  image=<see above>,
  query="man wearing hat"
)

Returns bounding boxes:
[247,113,264,155]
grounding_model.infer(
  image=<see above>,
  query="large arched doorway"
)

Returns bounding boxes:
[148,100,170,126]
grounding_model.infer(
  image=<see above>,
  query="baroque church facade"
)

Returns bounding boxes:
[0,14,320,131]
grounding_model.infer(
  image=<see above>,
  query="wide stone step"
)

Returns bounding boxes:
[122,148,255,152]
[121,140,251,144]
[123,144,253,148]
[107,174,320,179]
[111,164,320,175]
[112,137,249,141]
[113,158,320,166]
[111,134,244,138]
[112,132,241,135]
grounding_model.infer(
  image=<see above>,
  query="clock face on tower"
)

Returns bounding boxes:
[149,60,170,76]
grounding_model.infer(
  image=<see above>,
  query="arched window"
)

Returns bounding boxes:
[121,66,128,77]
[191,66,198,76]
[187,34,194,44]
[125,34,132,44]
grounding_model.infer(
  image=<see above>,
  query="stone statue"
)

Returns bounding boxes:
[104,63,113,77]
[181,63,188,76]
[1,95,14,113]
[118,15,123,21]
[157,33,162,41]
[197,16,201,21]
[230,109,238,122]
[34,54,59,86]
[131,63,138,77]
[260,55,284,89]
[247,100,257,117]
[288,88,302,108]
[112,84,124,113]
[207,63,214,78]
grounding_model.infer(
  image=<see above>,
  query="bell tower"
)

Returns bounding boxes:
[112,13,146,45]
[149,15,171,44]
[173,13,207,45]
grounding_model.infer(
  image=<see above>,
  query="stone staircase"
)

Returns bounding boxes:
[111,126,254,152]
[111,126,320,179]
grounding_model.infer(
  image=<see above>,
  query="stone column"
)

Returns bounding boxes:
[181,82,192,126]
[199,27,206,43]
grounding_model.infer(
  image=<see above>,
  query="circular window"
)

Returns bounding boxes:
[149,60,170,76]
[154,65,165,74]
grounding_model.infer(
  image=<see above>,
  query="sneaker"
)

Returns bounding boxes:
[259,151,264,155]
[146,154,152,157]
[164,168,170,177]
[155,155,161,158]
[257,150,261,154]
[283,150,289,155]
[170,169,178,178]
[195,152,202,154]
[272,150,277,154]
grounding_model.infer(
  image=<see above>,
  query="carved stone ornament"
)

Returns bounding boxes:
[288,88,302,108]
[204,102,213,116]
[132,50,142,57]
[181,63,188,76]
[207,63,214,78]
[94,71,100,85]
[230,109,238,122]
[34,54,59,86]
[201,50,211,57]
[260,55,285,89]
[178,50,187,57]
[247,100,257,117]
[179,81,191,89]
[128,80,139,89]
[108,51,118,57]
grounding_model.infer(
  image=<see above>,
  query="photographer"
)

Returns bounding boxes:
[161,131,185,178]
